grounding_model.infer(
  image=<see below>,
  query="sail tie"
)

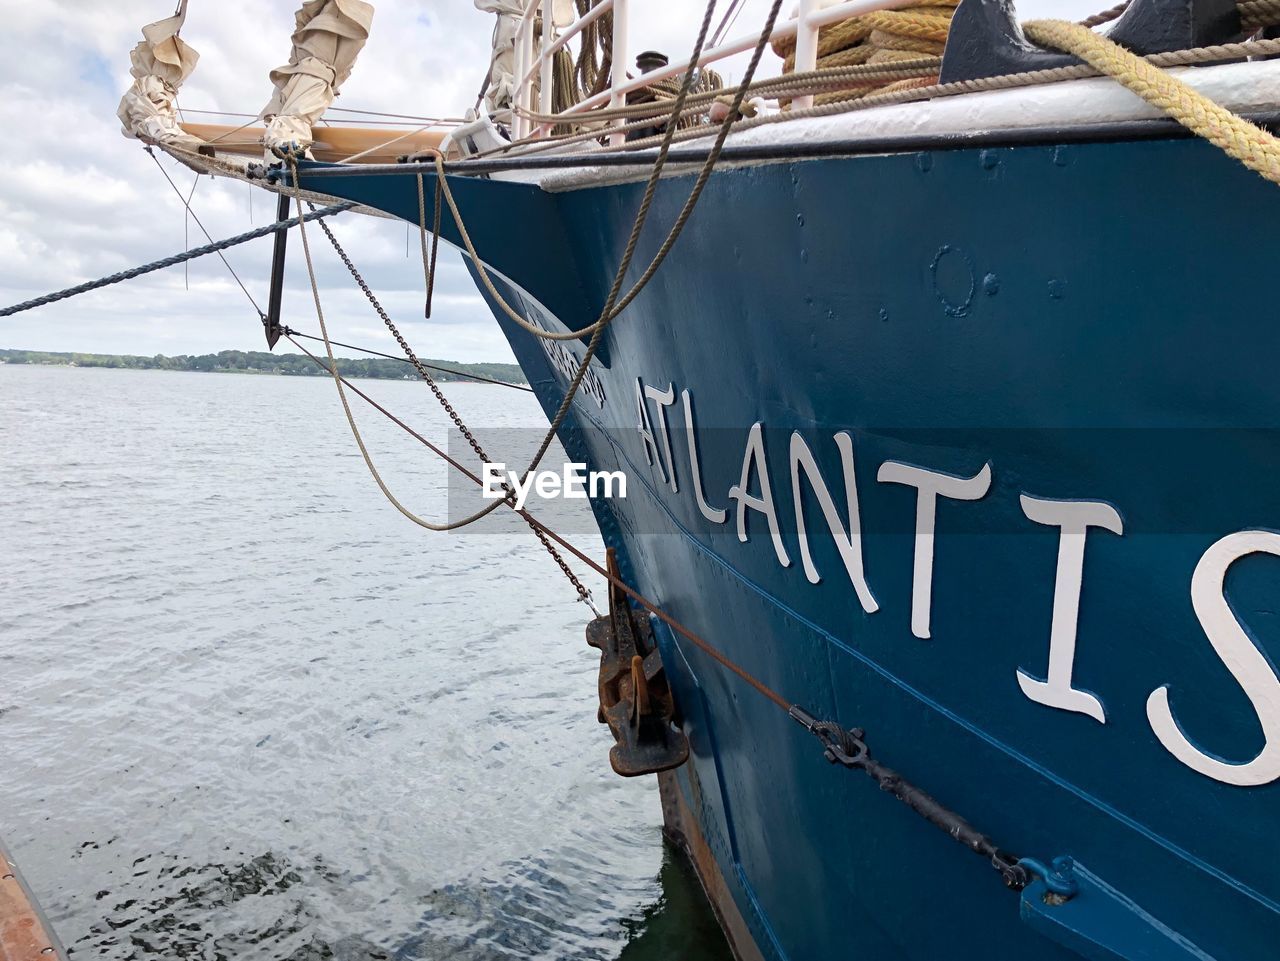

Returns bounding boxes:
[116,0,203,148]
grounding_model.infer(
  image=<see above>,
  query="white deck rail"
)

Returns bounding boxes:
[510,0,925,144]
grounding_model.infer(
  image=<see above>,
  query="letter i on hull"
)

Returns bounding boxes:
[1016,495,1123,724]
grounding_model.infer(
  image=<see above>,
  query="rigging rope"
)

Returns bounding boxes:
[509,53,939,130]
[276,0,731,553]
[1079,1,1131,28]
[426,0,780,347]
[711,0,749,47]
[0,202,351,318]
[281,329,534,391]
[287,156,521,536]
[295,172,600,608]
[146,146,264,317]
[279,330,1058,897]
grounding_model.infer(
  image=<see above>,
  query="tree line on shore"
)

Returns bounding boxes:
[0,348,527,384]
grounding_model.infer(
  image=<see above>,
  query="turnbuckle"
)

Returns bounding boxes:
[788,706,870,768]
[991,851,1033,892]
[788,703,1078,902]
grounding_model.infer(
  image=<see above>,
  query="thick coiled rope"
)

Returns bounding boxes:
[1240,0,1280,32]
[771,0,959,104]
[645,68,727,128]
[1025,18,1280,186]
[572,0,613,102]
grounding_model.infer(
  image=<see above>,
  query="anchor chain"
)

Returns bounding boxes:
[280,314,1070,898]
[309,208,598,613]
[788,706,1053,894]
[311,210,490,464]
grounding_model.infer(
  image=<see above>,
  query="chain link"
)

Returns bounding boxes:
[312,213,490,462]
[310,210,598,612]
[788,705,1038,893]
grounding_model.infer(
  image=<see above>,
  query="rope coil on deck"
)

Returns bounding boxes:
[766,0,959,107]
[771,0,958,70]
[493,0,1280,163]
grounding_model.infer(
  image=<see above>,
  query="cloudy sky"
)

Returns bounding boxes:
[0,0,1095,362]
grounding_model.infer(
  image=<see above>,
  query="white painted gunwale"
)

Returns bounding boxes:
[492,59,1280,191]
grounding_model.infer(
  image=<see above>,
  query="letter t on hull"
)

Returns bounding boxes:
[877,461,992,640]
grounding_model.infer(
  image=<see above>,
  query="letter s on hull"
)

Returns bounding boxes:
[1148,530,1280,787]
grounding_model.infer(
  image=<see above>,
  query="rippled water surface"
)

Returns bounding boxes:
[0,364,731,960]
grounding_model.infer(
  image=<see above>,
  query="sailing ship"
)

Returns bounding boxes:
[8,0,1280,958]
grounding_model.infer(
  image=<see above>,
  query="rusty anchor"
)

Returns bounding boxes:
[585,549,690,777]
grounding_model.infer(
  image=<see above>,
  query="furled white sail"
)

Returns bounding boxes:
[475,0,524,117]
[261,0,375,156]
[552,0,575,28]
[116,1,202,148]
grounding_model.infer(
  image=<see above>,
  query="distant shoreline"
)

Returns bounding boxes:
[0,348,528,385]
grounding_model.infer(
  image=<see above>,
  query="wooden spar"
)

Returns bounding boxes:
[178,122,449,163]
[0,840,65,961]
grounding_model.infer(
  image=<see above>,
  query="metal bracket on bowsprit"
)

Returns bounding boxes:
[585,549,690,777]
[940,0,1242,83]
[263,192,291,349]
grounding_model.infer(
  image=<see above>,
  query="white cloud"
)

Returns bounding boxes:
[0,0,504,362]
[0,0,1105,360]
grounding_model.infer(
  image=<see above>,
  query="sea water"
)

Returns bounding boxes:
[0,364,730,961]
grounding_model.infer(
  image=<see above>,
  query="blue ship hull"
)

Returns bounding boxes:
[296,133,1280,960]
